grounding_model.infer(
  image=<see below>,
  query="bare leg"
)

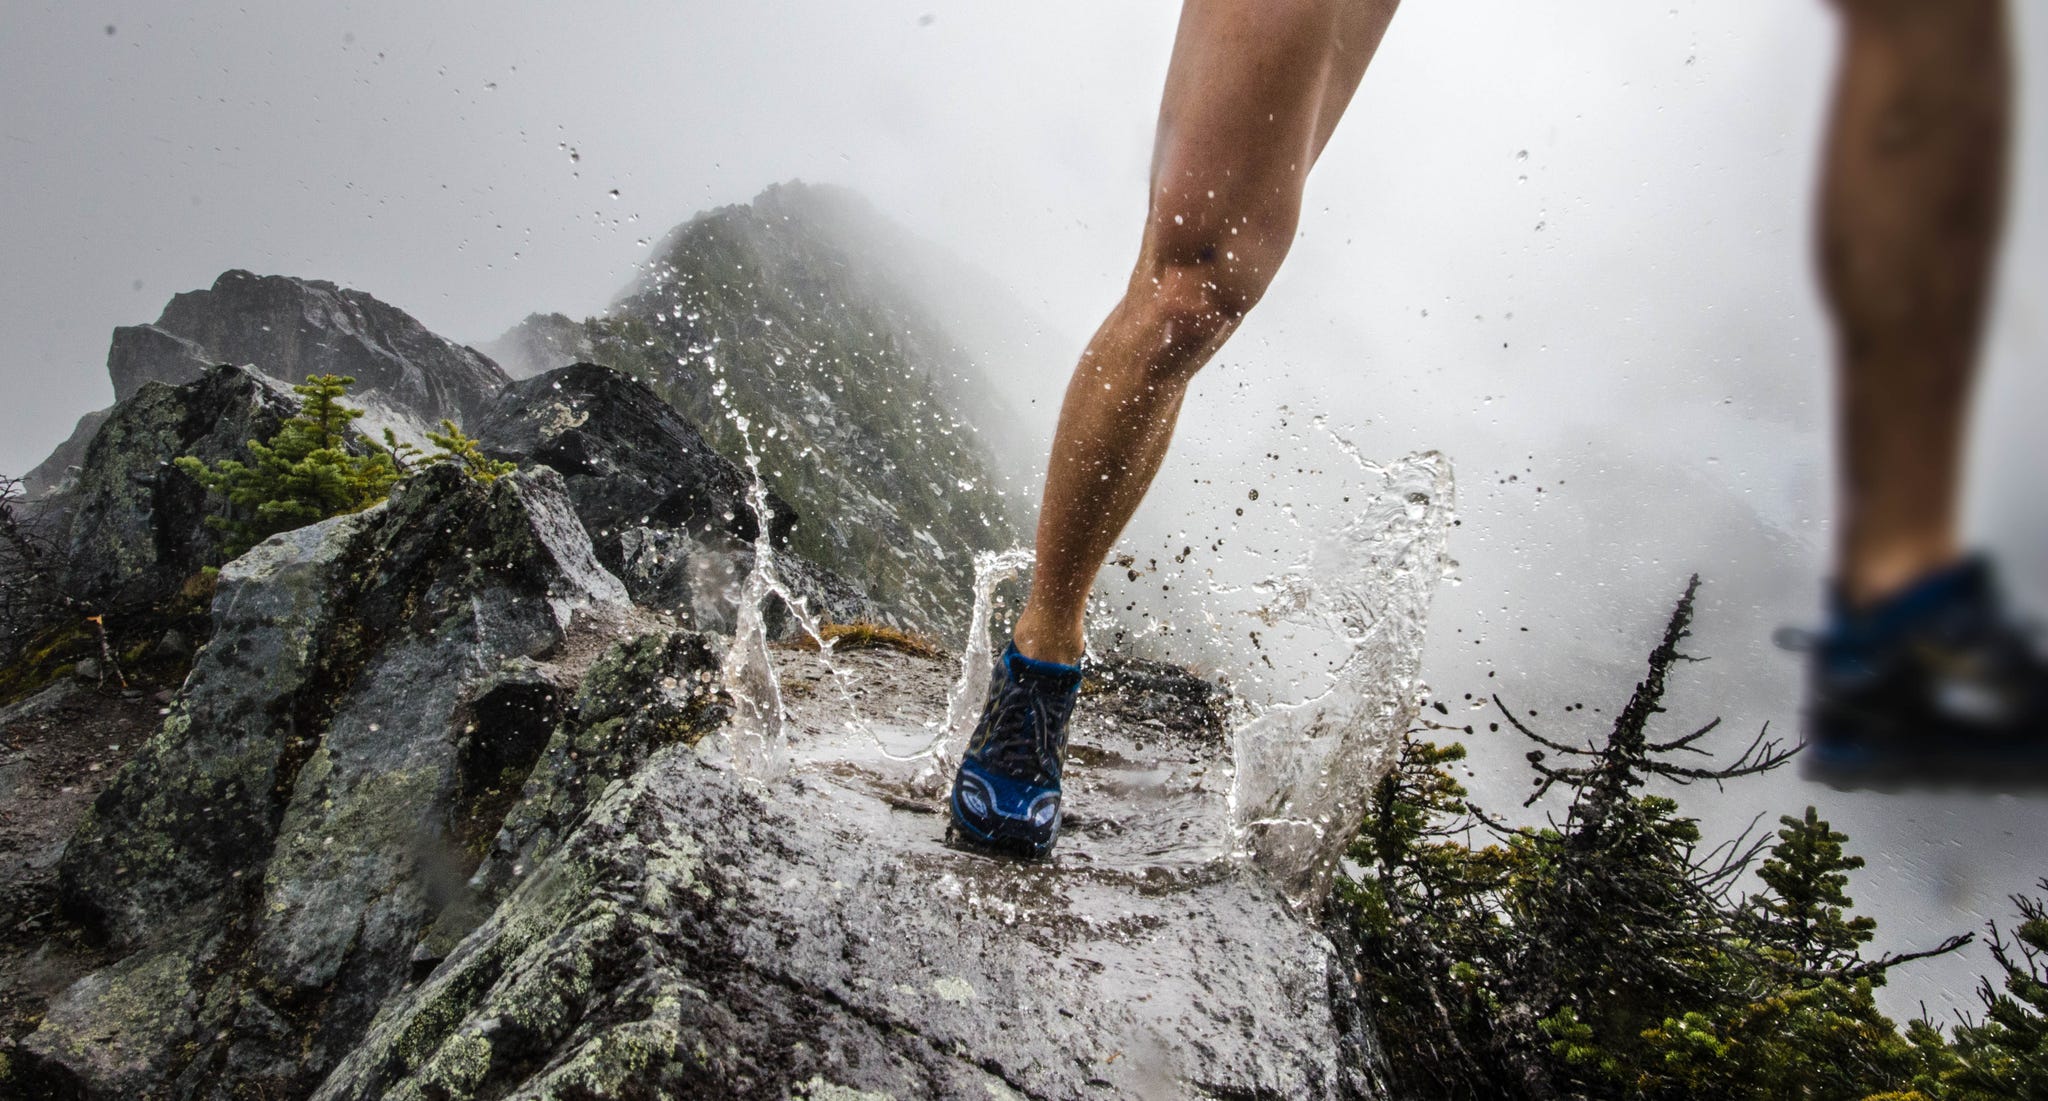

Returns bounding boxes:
[1012,0,1399,664]
[1820,0,2010,608]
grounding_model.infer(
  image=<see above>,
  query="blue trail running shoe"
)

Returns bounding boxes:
[1785,557,2048,788]
[948,641,1084,858]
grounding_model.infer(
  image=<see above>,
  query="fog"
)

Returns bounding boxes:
[4,0,2044,1021]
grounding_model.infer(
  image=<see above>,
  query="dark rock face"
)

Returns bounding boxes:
[476,362,881,637]
[103,325,214,406]
[110,269,508,430]
[475,362,793,554]
[17,464,686,1100]
[51,365,299,614]
[462,630,727,909]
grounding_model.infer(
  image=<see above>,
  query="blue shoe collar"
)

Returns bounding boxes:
[1828,556,1994,648]
[1002,641,1083,690]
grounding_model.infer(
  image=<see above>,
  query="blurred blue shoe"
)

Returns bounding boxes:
[948,642,1083,858]
[1782,557,2048,788]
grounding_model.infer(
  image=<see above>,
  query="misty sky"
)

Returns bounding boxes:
[5,1,2045,1020]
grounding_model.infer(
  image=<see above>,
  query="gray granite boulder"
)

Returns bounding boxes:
[15,464,664,1100]
[49,364,299,615]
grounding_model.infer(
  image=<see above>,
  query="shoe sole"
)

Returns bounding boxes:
[945,795,1057,860]
[1802,743,2048,792]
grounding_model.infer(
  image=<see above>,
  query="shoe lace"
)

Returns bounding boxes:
[972,673,1076,782]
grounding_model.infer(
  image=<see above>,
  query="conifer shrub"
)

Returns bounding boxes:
[176,374,511,561]
[0,474,62,669]
[1337,576,2042,1100]
[174,374,398,558]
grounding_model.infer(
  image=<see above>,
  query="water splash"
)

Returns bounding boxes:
[934,547,1036,770]
[1227,450,1455,909]
[715,390,1451,916]
[712,473,1010,785]
[717,455,799,780]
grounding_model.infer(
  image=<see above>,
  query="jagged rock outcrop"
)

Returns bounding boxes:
[108,269,509,439]
[488,181,1023,638]
[475,362,794,554]
[477,362,884,637]
[2,188,1409,1100]
[14,464,673,1099]
[19,408,113,501]
[47,365,299,614]
[8,467,1391,1099]
[104,325,215,405]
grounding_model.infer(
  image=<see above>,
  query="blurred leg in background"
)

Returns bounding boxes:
[1803,0,2045,782]
[1821,0,2009,608]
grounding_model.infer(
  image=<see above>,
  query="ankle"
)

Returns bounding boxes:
[1829,555,1993,643]
[1839,542,1965,610]
[1011,609,1085,666]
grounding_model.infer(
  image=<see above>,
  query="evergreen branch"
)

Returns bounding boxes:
[1646,716,1722,755]
[1493,695,1600,757]
[1758,932,1974,983]
[1467,801,1545,842]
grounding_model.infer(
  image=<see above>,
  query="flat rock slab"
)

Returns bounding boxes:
[317,647,1375,1100]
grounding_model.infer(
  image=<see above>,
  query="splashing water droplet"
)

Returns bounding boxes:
[936,547,1037,770]
[1227,448,1455,909]
[718,455,792,780]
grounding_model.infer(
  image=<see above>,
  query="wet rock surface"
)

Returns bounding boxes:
[313,648,1383,1101]
[616,524,886,640]
[0,216,1409,1099]
[1,536,1398,1101]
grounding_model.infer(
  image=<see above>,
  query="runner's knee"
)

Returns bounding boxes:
[1126,235,1285,382]
[1140,261,1252,375]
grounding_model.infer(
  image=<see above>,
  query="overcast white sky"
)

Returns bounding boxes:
[5,0,2044,1021]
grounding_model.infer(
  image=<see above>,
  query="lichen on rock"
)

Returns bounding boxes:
[312,648,1382,1101]
[18,462,651,1099]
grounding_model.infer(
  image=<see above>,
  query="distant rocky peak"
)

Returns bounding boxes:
[560,181,1023,637]
[108,269,509,444]
[477,311,590,381]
